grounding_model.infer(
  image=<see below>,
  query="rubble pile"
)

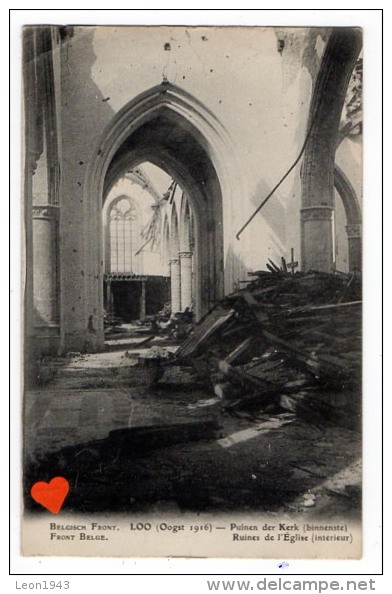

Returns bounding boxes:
[172,271,362,428]
[133,307,194,341]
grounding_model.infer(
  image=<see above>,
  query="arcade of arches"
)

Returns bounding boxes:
[102,165,196,323]
[23,26,362,360]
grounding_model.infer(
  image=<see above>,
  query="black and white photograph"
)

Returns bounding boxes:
[19,21,367,559]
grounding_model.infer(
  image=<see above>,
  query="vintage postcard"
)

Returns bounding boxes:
[21,23,364,559]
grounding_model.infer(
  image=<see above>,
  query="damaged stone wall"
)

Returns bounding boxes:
[59,27,115,351]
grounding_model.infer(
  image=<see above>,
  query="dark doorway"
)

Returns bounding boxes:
[145,277,171,316]
[111,281,142,322]
[105,276,171,322]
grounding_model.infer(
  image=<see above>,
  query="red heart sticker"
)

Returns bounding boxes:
[31,477,70,514]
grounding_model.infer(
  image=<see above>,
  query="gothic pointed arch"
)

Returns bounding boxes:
[84,83,241,344]
[334,164,362,271]
[179,193,192,253]
[170,207,180,259]
[162,213,170,269]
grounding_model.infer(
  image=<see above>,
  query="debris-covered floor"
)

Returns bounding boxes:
[24,271,362,520]
[24,354,361,519]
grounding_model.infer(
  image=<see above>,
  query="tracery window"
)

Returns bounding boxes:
[109,197,138,273]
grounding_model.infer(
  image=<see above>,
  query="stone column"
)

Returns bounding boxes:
[346,223,362,272]
[140,280,146,319]
[300,206,334,272]
[24,27,62,357]
[170,258,181,315]
[300,29,362,272]
[105,280,113,314]
[180,251,193,311]
[32,205,59,328]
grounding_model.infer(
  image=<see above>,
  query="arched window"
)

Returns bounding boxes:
[109,197,138,273]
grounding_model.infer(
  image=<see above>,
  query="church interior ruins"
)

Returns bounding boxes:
[23,25,363,523]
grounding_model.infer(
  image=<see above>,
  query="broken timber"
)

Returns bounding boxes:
[172,270,361,426]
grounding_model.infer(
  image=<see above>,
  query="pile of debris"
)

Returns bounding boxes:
[143,308,194,341]
[171,270,362,429]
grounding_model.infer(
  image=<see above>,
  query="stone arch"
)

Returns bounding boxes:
[179,194,191,253]
[84,83,241,347]
[170,207,180,259]
[162,214,170,270]
[334,164,362,272]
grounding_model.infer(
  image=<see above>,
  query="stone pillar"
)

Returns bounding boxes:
[300,206,334,272]
[170,258,181,315]
[24,27,62,357]
[105,281,113,313]
[140,280,146,319]
[180,251,193,311]
[300,29,362,272]
[346,223,362,272]
[32,205,59,324]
